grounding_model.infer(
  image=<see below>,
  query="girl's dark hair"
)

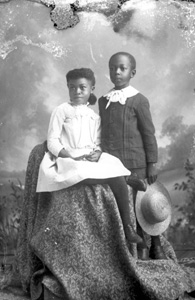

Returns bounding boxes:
[66,68,97,105]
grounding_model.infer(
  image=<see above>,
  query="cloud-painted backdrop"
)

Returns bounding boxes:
[0,0,195,190]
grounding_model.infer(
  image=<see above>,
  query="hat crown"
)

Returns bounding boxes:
[141,191,171,225]
[135,181,172,236]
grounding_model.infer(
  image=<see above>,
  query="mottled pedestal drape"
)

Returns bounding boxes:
[16,142,195,300]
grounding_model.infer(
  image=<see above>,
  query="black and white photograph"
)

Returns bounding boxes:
[0,0,195,299]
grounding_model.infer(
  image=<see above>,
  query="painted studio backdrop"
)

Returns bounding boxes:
[0,0,195,257]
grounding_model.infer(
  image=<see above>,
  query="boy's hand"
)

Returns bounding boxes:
[86,150,102,162]
[147,163,158,185]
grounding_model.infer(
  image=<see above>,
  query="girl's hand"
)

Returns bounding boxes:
[58,148,102,162]
[86,150,102,162]
[59,150,88,161]
[147,163,158,185]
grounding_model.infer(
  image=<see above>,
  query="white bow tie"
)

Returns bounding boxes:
[104,86,139,109]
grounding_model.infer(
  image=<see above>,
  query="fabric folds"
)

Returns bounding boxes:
[16,142,195,300]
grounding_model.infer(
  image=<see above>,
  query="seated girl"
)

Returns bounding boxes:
[36,67,143,246]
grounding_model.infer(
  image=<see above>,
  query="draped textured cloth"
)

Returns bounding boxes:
[16,142,195,300]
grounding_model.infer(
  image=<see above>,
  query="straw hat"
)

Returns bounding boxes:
[135,181,172,236]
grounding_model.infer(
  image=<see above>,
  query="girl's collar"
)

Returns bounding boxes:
[69,101,89,107]
[104,85,139,109]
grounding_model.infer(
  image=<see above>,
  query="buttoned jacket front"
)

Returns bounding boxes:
[98,93,158,172]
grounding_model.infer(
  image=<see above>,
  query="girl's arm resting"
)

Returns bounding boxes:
[94,115,101,151]
[58,149,87,160]
[47,138,64,157]
[58,148,72,158]
[86,150,102,162]
[94,145,102,152]
[47,106,65,157]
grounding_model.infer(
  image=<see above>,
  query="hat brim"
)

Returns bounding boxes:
[135,181,172,236]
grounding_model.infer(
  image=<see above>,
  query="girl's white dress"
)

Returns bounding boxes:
[36,102,130,192]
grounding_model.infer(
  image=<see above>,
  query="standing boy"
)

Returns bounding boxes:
[98,52,165,260]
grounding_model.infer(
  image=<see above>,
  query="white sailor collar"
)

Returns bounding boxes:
[104,85,139,109]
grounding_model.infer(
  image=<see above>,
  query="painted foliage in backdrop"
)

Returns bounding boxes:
[0,0,195,256]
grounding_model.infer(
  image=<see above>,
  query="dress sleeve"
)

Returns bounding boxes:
[94,116,102,151]
[47,106,65,157]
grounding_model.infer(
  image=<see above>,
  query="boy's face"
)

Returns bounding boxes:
[109,54,136,89]
[67,78,94,105]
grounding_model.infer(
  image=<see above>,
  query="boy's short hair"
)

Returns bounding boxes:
[109,52,136,70]
[66,68,96,86]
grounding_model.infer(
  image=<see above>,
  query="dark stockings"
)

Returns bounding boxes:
[83,177,142,244]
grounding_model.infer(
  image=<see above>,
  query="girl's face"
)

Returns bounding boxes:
[109,54,136,90]
[67,78,94,105]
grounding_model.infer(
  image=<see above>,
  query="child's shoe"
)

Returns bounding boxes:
[137,243,150,260]
[126,174,147,192]
[125,224,143,244]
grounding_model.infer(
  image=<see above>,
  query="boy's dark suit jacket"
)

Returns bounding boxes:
[98,93,158,178]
